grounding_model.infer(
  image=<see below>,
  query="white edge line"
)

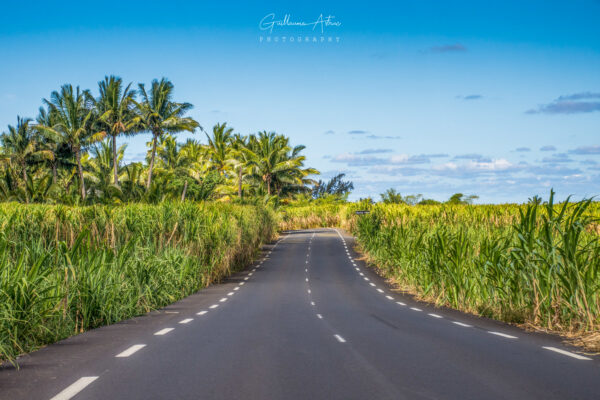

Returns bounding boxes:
[453,321,472,327]
[542,346,592,360]
[179,318,193,324]
[489,331,517,339]
[410,307,422,312]
[196,311,207,315]
[49,376,99,400]
[316,314,323,319]
[428,313,443,318]
[334,334,346,343]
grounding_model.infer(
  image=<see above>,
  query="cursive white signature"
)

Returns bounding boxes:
[259,13,341,34]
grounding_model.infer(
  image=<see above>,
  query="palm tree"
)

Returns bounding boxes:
[39,85,105,200]
[205,123,234,175]
[136,78,199,190]
[244,131,318,196]
[91,76,138,186]
[0,116,52,202]
[230,133,249,198]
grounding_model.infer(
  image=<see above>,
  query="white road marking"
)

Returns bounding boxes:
[355,267,359,271]
[154,328,174,335]
[197,311,208,315]
[397,301,406,306]
[164,311,179,314]
[410,307,422,312]
[248,273,253,276]
[305,268,308,272]
[317,314,323,319]
[244,277,249,280]
[307,289,311,294]
[377,288,384,293]
[311,301,315,306]
[227,292,234,296]
[453,321,472,327]
[542,346,591,360]
[369,283,376,287]
[233,287,239,291]
[239,282,245,285]
[209,304,219,309]
[359,272,364,276]
[352,263,357,266]
[49,376,98,400]
[252,268,256,272]
[334,334,346,343]
[306,278,309,282]
[179,318,193,324]
[219,298,227,302]
[363,277,369,281]
[115,344,146,358]
[428,313,443,318]
[489,331,517,339]
[386,295,394,300]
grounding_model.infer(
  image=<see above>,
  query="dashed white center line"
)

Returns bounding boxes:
[219,298,227,302]
[248,273,253,276]
[311,301,315,306]
[305,268,308,272]
[179,318,193,324]
[306,278,309,282]
[453,321,472,327]
[542,346,591,360]
[154,328,174,336]
[115,344,146,358]
[196,311,208,315]
[359,272,364,276]
[428,313,443,318]
[209,304,219,309]
[376,288,384,293]
[363,277,369,281]
[386,295,394,300]
[233,287,239,291]
[396,301,406,306]
[410,307,422,312]
[244,277,249,280]
[316,314,323,319]
[369,283,376,287]
[355,267,359,271]
[489,331,517,339]
[239,282,245,286]
[307,289,311,294]
[49,376,98,400]
[227,292,234,296]
[334,334,346,343]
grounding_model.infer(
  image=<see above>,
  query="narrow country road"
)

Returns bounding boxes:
[1,229,598,400]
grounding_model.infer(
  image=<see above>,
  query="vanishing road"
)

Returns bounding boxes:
[1,229,599,399]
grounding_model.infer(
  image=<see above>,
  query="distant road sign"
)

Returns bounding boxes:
[355,210,370,215]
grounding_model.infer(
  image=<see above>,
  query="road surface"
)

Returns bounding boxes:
[1,229,598,400]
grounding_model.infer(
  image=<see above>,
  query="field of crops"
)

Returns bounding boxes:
[0,202,275,363]
[283,194,600,348]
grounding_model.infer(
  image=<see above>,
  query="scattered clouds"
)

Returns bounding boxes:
[526,92,600,114]
[331,153,387,166]
[453,153,492,162]
[540,145,556,152]
[365,134,401,140]
[515,147,531,152]
[357,149,393,154]
[568,145,600,155]
[348,130,367,135]
[323,130,335,135]
[542,153,572,163]
[422,153,449,158]
[457,94,483,100]
[429,43,467,53]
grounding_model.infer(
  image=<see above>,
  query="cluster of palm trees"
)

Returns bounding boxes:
[0,76,318,204]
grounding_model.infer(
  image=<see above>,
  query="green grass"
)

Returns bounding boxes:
[0,202,276,363]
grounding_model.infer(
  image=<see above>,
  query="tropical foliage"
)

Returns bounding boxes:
[0,76,319,204]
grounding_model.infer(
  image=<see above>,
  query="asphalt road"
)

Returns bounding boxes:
[1,228,599,400]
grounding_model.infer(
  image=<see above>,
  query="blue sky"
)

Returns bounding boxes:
[1,1,599,203]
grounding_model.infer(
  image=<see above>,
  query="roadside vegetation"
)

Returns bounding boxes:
[282,189,600,351]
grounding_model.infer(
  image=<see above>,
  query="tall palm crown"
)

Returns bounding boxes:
[205,122,234,175]
[39,84,105,200]
[136,78,199,190]
[92,76,138,186]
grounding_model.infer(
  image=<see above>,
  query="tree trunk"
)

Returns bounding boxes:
[52,162,57,184]
[22,162,29,204]
[267,176,271,196]
[238,166,242,198]
[112,133,119,186]
[75,149,86,200]
[146,132,158,190]
[181,180,188,202]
